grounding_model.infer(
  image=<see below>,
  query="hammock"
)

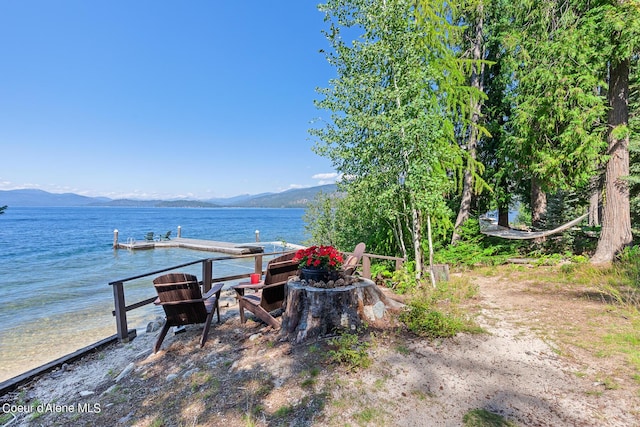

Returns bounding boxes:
[480,213,589,240]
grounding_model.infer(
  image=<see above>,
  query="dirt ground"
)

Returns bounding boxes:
[2,266,639,426]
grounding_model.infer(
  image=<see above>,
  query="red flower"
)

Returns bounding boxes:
[293,245,344,270]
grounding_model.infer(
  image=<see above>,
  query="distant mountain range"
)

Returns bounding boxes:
[0,185,338,208]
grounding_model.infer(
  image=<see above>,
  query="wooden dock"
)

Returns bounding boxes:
[116,237,264,255]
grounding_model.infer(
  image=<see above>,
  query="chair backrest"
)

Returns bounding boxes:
[264,251,299,286]
[153,273,208,326]
[261,251,299,312]
[343,242,366,275]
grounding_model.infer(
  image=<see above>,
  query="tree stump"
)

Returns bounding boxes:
[281,278,404,344]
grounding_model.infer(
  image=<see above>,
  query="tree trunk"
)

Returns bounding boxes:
[588,176,601,227]
[452,3,485,244]
[452,169,475,243]
[412,206,424,280]
[531,177,547,230]
[498,205,510,228]
[395,214,408,260]
[592,58,632,264]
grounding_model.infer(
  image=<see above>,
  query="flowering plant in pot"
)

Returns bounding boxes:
[293,245,344,281]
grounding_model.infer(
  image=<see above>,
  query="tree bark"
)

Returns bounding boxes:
[531,177,547,230]
[588,176,601,227]
[452,2,485,244]
[592,58,632,264]
[498,204,510,228]
[412,206,424,280]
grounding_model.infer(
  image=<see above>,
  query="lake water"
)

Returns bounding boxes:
[0,207,308,382]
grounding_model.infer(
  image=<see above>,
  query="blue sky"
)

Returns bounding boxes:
[0,1,339,199]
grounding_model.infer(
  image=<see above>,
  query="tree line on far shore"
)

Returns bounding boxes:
[306,0,639,278]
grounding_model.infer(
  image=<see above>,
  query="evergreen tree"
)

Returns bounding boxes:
[587,0,638,262]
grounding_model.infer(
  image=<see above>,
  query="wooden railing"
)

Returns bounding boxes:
[360,252,404,279]
[109,250,404,342]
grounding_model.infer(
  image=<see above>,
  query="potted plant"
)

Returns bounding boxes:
[293,245,344,282]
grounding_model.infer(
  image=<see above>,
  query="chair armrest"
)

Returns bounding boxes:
[204,283,224,299]
[231,281,264,296]
[232,282,265,290]
[262,279,289,290]
[158,298,207,306]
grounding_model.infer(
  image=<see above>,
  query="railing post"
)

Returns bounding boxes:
[362,255,371,279]
[254,253,263,275]
[395,258,403,271]
[113,229,119,248]
[112,281,130,342]
[202,259,212,293]
[177,226,182,238]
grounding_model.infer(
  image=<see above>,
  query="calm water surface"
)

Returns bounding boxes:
[0,207,307,382]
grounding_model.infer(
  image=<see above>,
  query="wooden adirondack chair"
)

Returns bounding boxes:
[160,231,172,240]
[232,251,300,328]
[144,232,155,242]
[343,242,366,275]
[153,273,223,353]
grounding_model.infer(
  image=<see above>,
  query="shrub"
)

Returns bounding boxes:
[435,219,522,267]
[399,301,465,338]
[370,262,394,287]
[615,245,640,288]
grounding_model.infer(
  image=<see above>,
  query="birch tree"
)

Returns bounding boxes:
[312,0,473,279]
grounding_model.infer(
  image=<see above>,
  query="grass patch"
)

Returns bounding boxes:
[395,344,411,355]
[273,405,295,418]
[398,276,482,338]
[462,409,517,426]
[327,332,372,371]
[353,406,385,426]
[400,304,467,338]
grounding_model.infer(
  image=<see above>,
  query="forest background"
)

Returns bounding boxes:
[305,0,640,280]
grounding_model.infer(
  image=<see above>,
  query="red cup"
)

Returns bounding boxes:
[250,273,260,284]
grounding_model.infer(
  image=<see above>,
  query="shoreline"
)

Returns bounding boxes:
[0,334,120,395]
[0,303,160,384]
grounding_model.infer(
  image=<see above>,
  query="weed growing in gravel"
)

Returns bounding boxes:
[273,405,294,417]
[353,406,385,426]
[149,418,166,427]
[300,368,319,388]
[462,408,517,426]
[395,344,410,355]
[327,332,372,371]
